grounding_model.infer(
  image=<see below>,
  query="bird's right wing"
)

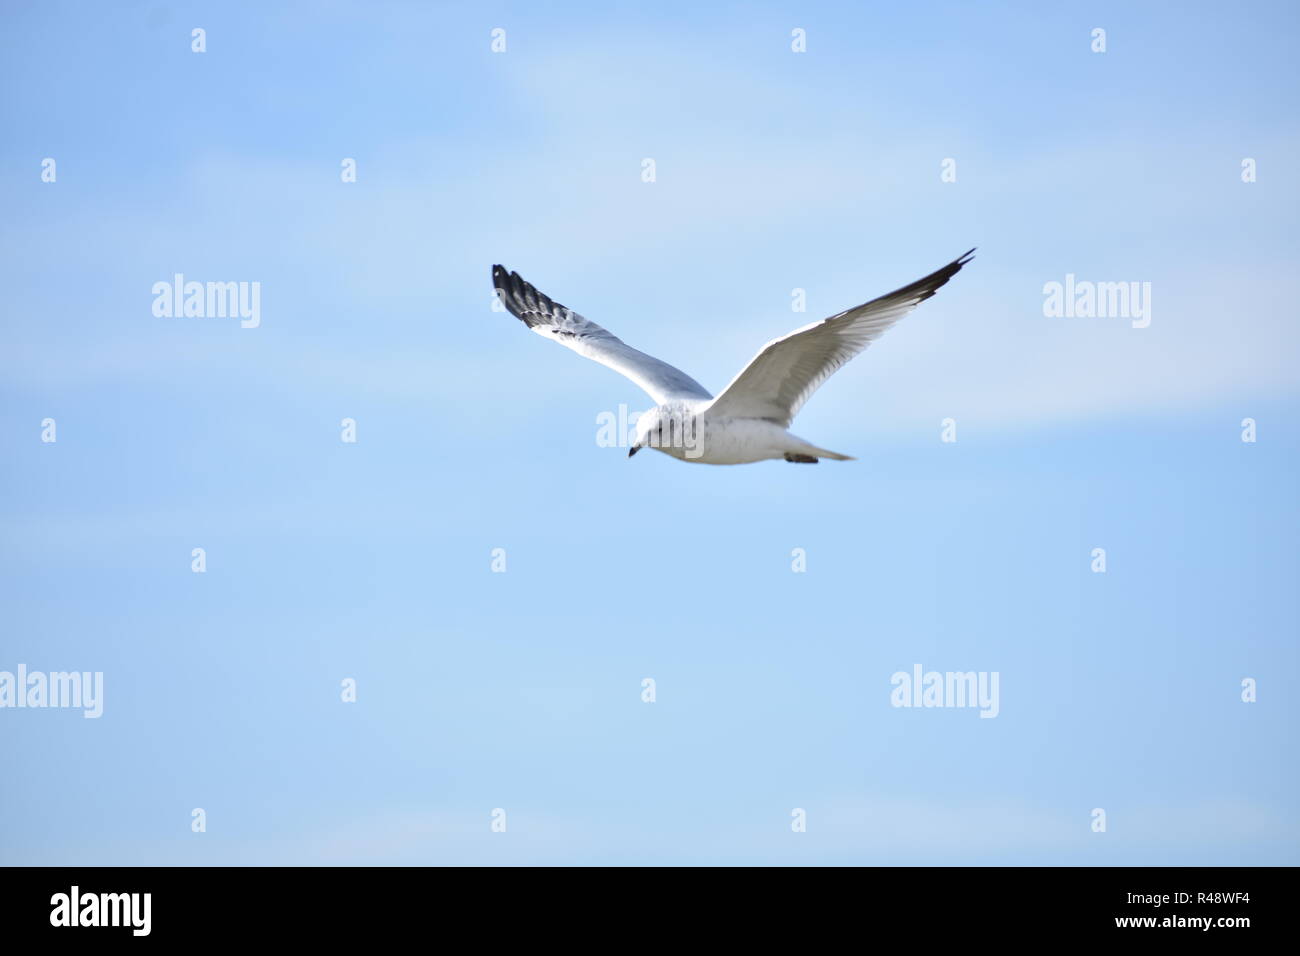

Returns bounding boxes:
[492,265,712,405]
[706,250,974,426]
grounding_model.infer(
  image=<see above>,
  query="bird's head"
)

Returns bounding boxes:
[628,405,702,459]
[627,407,655,457]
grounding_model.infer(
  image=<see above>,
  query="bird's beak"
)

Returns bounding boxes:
[628,445,640,458]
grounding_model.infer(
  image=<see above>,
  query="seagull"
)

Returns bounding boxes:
[491,250,974,465]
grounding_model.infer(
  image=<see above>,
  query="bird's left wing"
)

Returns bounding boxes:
[705,250,975,426]
[492,265,712,405]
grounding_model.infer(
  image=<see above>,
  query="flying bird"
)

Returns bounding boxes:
[491,250,974,464]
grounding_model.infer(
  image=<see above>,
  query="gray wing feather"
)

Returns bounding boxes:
[706,250,974,425]
[492,265,712,404]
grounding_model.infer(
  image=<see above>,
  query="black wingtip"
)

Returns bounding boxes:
[491,264,516,307]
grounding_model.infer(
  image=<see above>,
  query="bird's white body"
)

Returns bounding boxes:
[633,401,851,465]
[491,251,973,466]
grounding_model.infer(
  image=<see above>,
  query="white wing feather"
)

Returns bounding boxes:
[492,265,711,405]
[706,250,975,426]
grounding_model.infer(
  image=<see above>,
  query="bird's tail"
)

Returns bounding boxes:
[812,447,856,461]
[785,433,856,462]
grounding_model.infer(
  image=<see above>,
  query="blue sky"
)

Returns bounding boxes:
[1,0,1297,865]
